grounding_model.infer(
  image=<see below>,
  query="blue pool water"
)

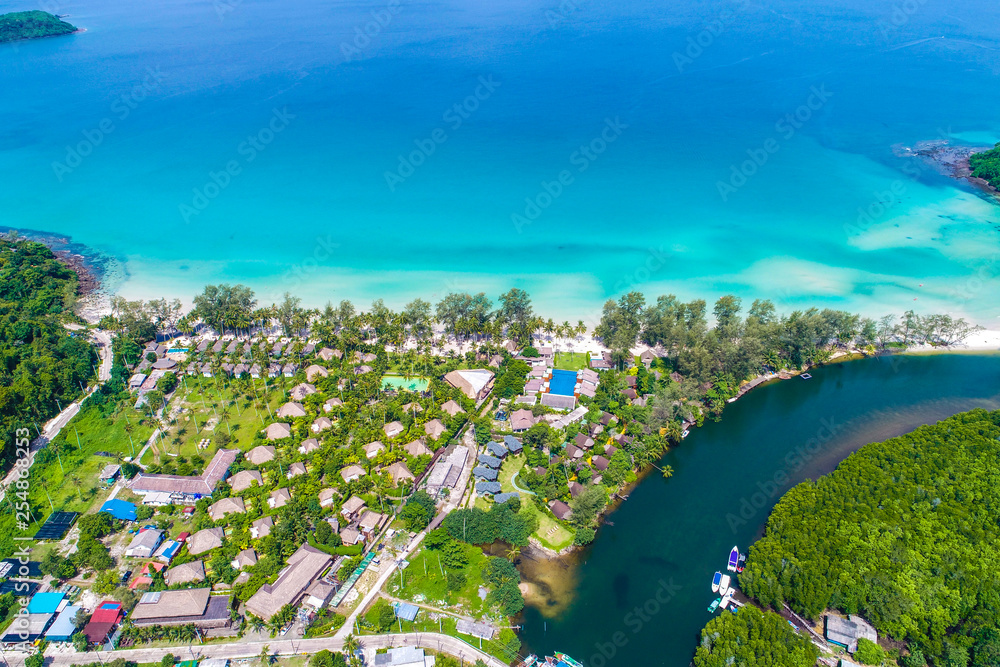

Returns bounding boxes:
[549,369,578,396]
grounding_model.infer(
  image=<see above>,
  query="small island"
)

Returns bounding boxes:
[0,10,77,44]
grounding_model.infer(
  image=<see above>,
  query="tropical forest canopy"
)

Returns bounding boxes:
[0,238,95,467]
[0,11,76,43]
[693,606,819,667]
[739,409,1000,664]
[970,143,1000,190]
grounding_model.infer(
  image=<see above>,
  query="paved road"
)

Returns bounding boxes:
[22,632,507,667]
[92,329,113,381]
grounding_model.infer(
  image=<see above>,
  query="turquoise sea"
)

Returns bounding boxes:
[1,0,1000,321]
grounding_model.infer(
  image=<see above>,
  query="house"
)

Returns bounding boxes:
[340,527,363,545]
[228,470,263,492]
[129,589,231,629]
[290,382,318,400]
[476,481,501,495]
[364,441,386,459]
[129,449,239,504]
[232,549,257,570]
[639,348,661,367]
[305,364,329,381]
[263,423,292,440]
[386,461,415,484]
[510,409,535,432]
[424,445,469,497]
[473,466,499,481]
[549,500,573,521]
[826,615,878,653]
[99,464,121,484]
[600,411,617,426]
[486,441,508,458]
[355,365,374,375]
[165,560,205,586]
[318,488,337,507]
[358,510,386,538]
[424,419,447,439]
[538,346,553,361]
[311,417,333,433]
[443,369,495,401]
[341,496,367,520]
[440,400,464,416]
[125,529,164,558]
[568,481,584,498]
[99,498,137,521]
[401,402,423,414]
[187,527,224,556]
[245,544,332,621]
[494,492,519,504]
[298,438,320,454]
[318,347,340,362]
[287,461,307,478]
[269,488,292,509]
[208,497,245,521]
[247,445,276,465]
[404,438,432,457]
[591,455,611,471]
[575,433,595,450]
[478,454,502,469]
[488,354,503,368]
[503,435,523,453]
[383,421,405,438]
[251,516,273,539]
[323,398,343,413]
[565,444,584,460]
[82,601,123,645]
[277,402,307,418]
[154,539,182,563]
[305,580,335,609]
[340,465,366,482]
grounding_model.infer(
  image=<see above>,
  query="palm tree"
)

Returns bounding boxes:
[344,635,361,664]
[258,644,273,667]
[661,465,674,479]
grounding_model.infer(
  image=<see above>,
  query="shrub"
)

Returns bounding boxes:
[856,639,885,665]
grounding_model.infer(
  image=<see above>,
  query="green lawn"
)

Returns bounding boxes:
[385,543,488,616]
[521,501,574,551]
[553,351,588,371]
[498,454,525,493]
[146,376,286,465]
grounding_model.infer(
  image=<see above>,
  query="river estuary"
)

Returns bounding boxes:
[518,353,1000,667]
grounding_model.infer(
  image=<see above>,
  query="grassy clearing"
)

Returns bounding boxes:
[521,501,574,551]
[385,544,488,616]
[553,351,588,371]
[498,455,525,493]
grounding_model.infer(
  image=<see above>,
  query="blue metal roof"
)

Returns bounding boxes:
[393,601,419,621]
[27,591,65,614]
[503,435,522,451]
[100,499,137,522]
[45,605,81,640]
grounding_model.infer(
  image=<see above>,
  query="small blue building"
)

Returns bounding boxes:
[100,499,138,522]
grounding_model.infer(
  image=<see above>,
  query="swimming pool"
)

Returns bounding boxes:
[167,348,188,354]
[382,375,430,392]
[549,369,577,396]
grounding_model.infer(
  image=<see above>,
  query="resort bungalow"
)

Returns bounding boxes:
[591,455,610,471]
[564,444,584,460]
[208,497,245,521]
[323,397,343,412]
[318,488,337,507]
[269,488,292,509]
[494,492,519,504]
[277,402,307,418]
[424,419,447,439]
[476,481,501,495]
[318,347,340,361]
[305,364,329,381]
[340,527,363,546]
[405,438,432,457]
[282,363,298,377]
[503,435,523,453]
[510,409,535,432]
[251,516,273,539]
[340,465,366,482]
[478,454,502,469]
[383,421,405,438]
[473,466,499,481]
[187,527,224,556]
[165,560,205,586]
[232,548,257,570]
[443,369,495,402]
[287,461,307,479]
[341,496,366,520]
[386,461,415,484]
[440,399,465,416]
[298,438,320,454]
[574,433,595,450]
[263,422,292,440]
[290,382,318,400]
[247,445,276,465]
[549,500,573,521]
[401,402,423,414]
[486,441,508,458]
[364,441,386,459]
[311,417,333,433]
[358,510,387,539]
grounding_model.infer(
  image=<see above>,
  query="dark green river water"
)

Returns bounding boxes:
[518,353,1000,667]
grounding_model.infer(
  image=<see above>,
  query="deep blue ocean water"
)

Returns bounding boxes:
[1,0,999,322]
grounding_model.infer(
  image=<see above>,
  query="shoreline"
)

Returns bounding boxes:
[898,139,1000,202]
